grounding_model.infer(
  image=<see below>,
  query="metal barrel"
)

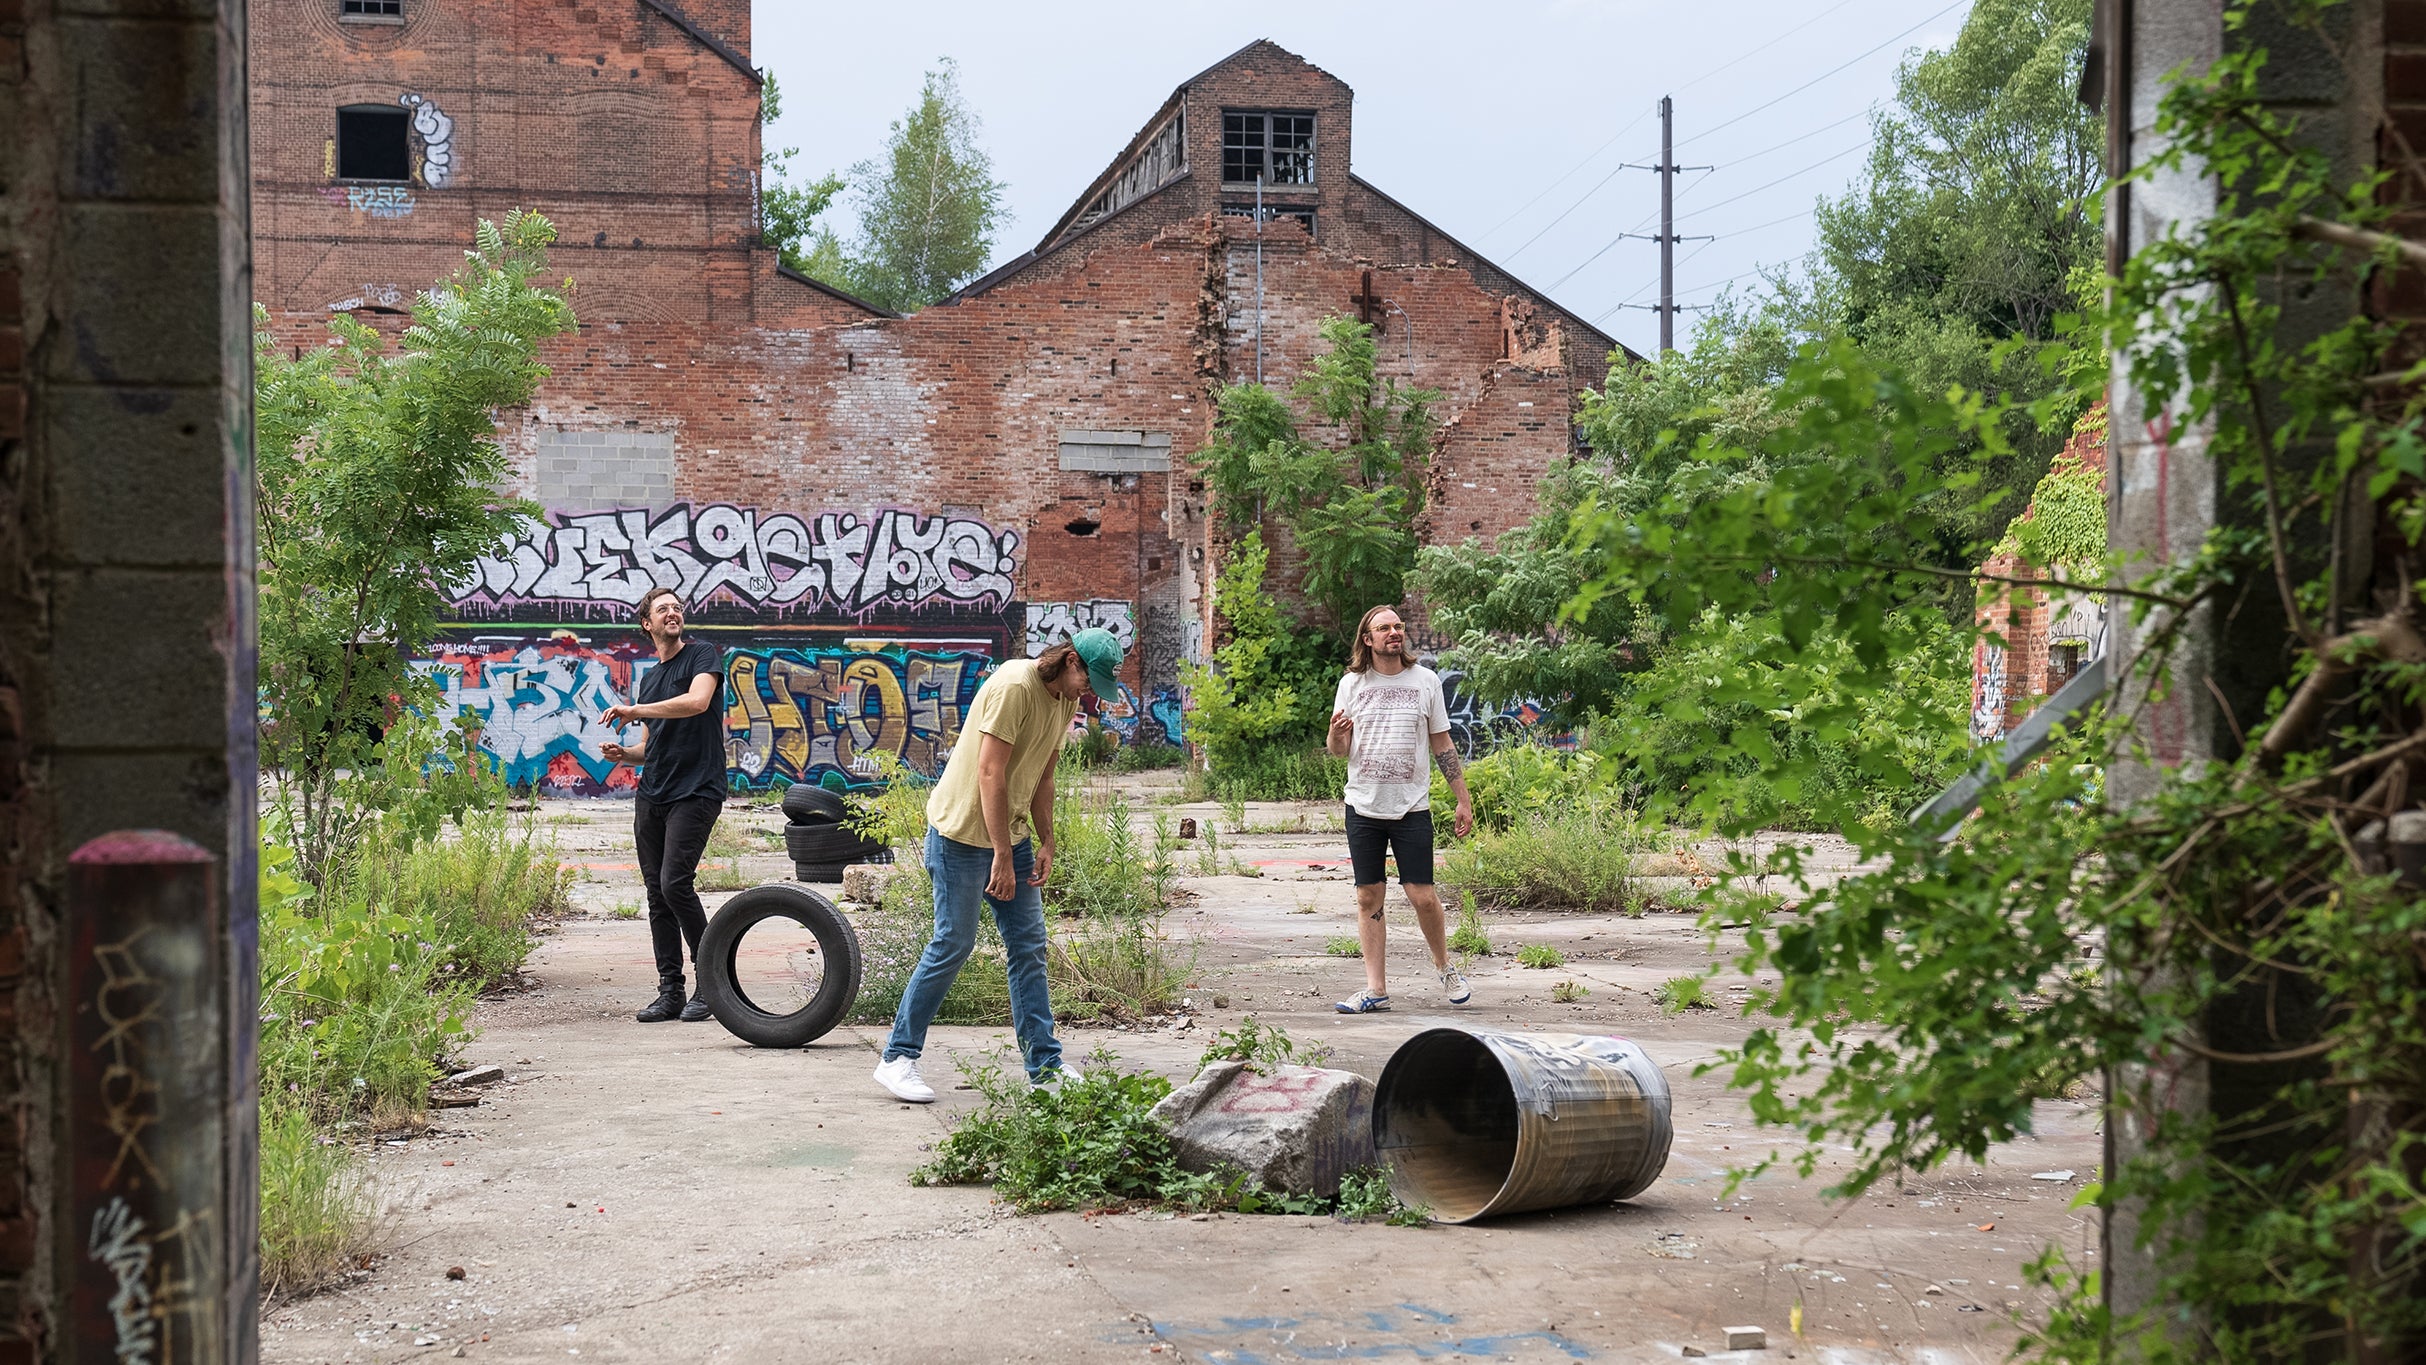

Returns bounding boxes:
[1372,1028,1673,1223]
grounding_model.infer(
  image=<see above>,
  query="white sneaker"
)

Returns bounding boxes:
[1033,1062,1084,1087]
[1441,967,1472,1005]
[873,1055,936,1103]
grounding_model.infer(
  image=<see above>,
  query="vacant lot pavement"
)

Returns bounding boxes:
[261,791,2099,1365]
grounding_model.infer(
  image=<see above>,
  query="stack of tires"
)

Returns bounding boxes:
[781,782,889,882]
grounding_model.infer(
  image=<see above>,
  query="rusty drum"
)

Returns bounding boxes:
[1372,1028,1673,1223]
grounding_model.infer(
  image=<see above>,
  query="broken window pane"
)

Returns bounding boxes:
[1222,110,1314,185]
[336,105,411,181]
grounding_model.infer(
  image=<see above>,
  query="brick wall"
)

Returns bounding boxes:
[1971,408,2109,742]
[254,18,1602,790]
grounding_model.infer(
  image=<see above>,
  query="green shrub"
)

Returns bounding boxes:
[1516,942,1565,969]
[1447,889,1492,956]
[1196,1015,1332,1072]
[258,1097,375,1298]
[1046,772,1175,918]
[1429,742,1602,832]
[1112,740,1187,771]
[1658,974,1712,1012]
[1443,802,1640,914]
[912,1045,1424,1222]
[848,862,1012,1026]
[326,801,571,991]
[1214,747,1348,802]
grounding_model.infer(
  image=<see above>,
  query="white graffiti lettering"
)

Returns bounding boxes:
[89,1197,156,1365]
[1025,600,1136,655]
[445,504,1020,614]
[400,92,456,188]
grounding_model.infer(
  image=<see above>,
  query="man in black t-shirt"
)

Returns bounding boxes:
[602,586,727,1023]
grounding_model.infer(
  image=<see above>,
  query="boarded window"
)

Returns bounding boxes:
[534,429,677,512]
[1058,430,1172,473]
[336,105,411,181]
[1221,111,1315,186]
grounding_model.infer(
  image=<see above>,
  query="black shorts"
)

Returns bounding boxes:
[1345,805,1435,887]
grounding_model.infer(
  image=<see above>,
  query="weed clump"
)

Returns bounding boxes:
[1447,889,1492,956]
[1516,942,1565,969]
[1442,802,1641,915]
[913,1050,1426,1224]
[1324,936,1363,957]
[1658,974,1713,1012]
[1551,979,1590,1003]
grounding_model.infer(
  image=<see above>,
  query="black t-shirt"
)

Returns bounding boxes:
[634,639,727,803]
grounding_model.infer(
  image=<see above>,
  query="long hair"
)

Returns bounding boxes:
[1035,641,1080,682]
[1346,604,1405,674]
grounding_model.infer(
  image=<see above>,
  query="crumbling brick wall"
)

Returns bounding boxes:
[1972,408,2110,742]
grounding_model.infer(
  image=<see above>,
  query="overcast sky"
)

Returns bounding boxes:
[754,0,1973,360]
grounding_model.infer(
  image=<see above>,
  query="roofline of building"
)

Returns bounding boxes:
[635,0,761,87]
[774,262,899,318]
[1348,173,1636,367]
[940,170,1197,305]
[1037,88,1187,250]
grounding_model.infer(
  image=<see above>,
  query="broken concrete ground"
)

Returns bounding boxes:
[260,775,2099,1364]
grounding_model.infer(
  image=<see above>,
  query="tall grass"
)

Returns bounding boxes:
[259,1098,374,1297]
[1212,747,1348,802]
[1442,801,1643,914]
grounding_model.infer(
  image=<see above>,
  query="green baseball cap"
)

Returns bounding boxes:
[1070,627,1125,700]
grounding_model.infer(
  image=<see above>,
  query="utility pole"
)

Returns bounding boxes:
[1660,94,1676,354]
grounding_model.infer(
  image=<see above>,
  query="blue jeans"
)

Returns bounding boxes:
[882,828,1064,1079]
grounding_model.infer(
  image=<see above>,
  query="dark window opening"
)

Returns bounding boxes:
[1222,111,1314,186]
[1221,201,1316,238]
[339,0,403,17]
[336,105,411,181]
[2047,642,2087,693]
[1065,517,1102,537]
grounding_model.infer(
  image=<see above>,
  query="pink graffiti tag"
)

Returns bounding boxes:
[1215,1071,1327,1115]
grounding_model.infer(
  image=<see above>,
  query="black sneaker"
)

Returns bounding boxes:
[636,989,684,1023]
[680,993,713,1023]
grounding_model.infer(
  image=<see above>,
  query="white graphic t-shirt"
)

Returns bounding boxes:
[1333,664,1452,820]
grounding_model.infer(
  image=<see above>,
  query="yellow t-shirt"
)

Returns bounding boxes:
[926,659,1076,848]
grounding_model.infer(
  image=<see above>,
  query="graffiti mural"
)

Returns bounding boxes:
[1025,599,1135,654]
[317,184,416,218]
[1437,668,1566,757]
[1093,683,1184,748]
[400,92,456,187]
[422,631,1000,795]
[443,503,1022,618]
[1972,642,2009,744]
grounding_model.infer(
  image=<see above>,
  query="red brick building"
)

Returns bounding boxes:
[250,5,1623,792]
[1971,409,2108,743]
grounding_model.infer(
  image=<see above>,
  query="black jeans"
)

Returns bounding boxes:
[1344,805,1436,887]
[635,793,721,991]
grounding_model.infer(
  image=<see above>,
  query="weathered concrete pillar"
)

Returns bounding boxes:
[2099,0,2383,1333]
[0,0,258,1357]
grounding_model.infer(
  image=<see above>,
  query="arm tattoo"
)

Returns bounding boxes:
[1433,746,1466,781]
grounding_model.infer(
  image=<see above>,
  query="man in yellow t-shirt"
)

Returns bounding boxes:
[873,627,1125,1103]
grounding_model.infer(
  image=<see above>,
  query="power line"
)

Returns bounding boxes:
[1478,0,1868,245]
[1719,105,1876,171]
[1674,141,1868,224]
[1477,101,1659,242]
[1676,0,1968,151]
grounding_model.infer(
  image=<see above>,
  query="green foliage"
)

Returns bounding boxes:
[1213,748,1348,803]
[1515,943,1565,970]
[1429,743,1601,832]
[258,1098,373,1299]
[1447,890,1492,957]
[255,213,576,886]
[1323,936,1362,958]
[1443,804,1640,914]
[1047,779,1190,1017]
[1657,974,1711,1012]
[1551,4,2426,1350]
[1195,1016,1331,1074]
[1999,430,2108,574]
[912,1051,1426,1224]
[1550,979,1589,1004]
[1194,318,1440,630]
[755,72,846,279]
[793,59,1006,312]
[1178,531,1335,773]
[327,796,571,991]
[1592,607,1975,832]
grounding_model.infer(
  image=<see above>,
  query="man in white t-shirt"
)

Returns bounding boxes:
[1325,604,1475,1013]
